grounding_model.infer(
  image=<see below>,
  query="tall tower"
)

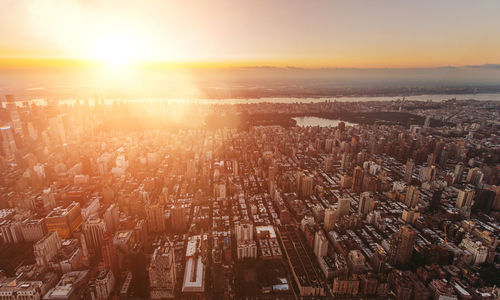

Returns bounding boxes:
[454,163,464,184]
[352,166,363,193]
[101,232,119,277]
[405,185,420,209]
[301,175,314,197]
[389,226,417,267]
[359,192,374,215]
[235,222,253,242]
[404,159,414,182]
[430,189,443,212]
[337,197,351,218]
[457,188,475,209]
[149,242,176,299]
[146,203,165,233]
[313,230,328,259]
[0,125,16,160]
[83,217,107,255]
[323,207,336,231]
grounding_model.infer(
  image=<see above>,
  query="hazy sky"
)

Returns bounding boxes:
[1,0,499,68]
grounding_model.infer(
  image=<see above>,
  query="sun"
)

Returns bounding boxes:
[96,34,142,65]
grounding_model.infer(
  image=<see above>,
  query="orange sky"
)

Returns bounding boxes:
[0,0,499,68]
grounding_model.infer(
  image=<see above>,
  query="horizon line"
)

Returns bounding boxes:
[0,58,499,70]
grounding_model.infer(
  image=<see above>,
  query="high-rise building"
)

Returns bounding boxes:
[419,165,437,182]
[324,155,334,172]
[389,226,416,267]
[89,269,115,300]
[235,222,253,242]
[405,185,420,209]
[296,170,303,193]
[45,202,83,238]
[0,220,23,243]
[358,192,374,215]
[424,116,431,128]
[313,230,328,259]
[401,209,420,224]
[101,232,119,277]
[34,231,62,266]
[103,204,120,233]
[404,159,414,182]
[0,125,17,160]
[337,198,351,218]
[20,218,47,242]
[170,205,187,232]
[457,188,475,209]
[301,174,314,197]
[352,166,363,193]
[323,207,336,231]
[430,189,443,212]
[466,167,484,187]
[146,203,165,233]
[149,242,176,299]
[454,163,464,184]
[83,217,107,255]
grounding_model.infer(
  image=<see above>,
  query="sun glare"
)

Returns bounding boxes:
[96,34,141,66]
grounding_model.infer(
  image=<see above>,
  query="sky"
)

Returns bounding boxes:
[1,0,500,68]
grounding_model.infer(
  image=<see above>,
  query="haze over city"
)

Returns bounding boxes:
[0,1,499,300]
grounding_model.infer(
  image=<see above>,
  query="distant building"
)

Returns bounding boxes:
[337,198,351,218]
[323,207,336,231]
[313,230,328,259]
[149,242,176,299]
[34,231,62,267]
[182,236,205,295]
[45,202,82,239]
[43,270,89,300]
[83,217,106,255]
[457,188,475,209]
[405,185,420,208]
[389,226,416,267]
[235,222,253,242]
[404,159,414,182]
[145,203,165,233]
[20,218,47,242]
[89,269,115,300]
[352,166,363,193]
[359,192,374,215]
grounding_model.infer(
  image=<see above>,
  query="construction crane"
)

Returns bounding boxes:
[443,224,448,245]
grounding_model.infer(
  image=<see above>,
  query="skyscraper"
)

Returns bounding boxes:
[301,174,314,197]
[337,197,351,218]
[430,189,443,212]
[466,167,484,187]
[149,242,176,299]
[102,232,119,277]
[404,159,414,182]
[323,207,336,231]
[34,231,62,266]
[457,188,475,209]
[389,226,417,267]
[83,217,107,255]
[352,166,363,193]
[454,163,464,184]
[313,230,328,259]
[103,204,120,234]
[146,203,165,233]
[405,185,420,209]
[235,222,253,242]
[359,192,374,215]
[0,125,16,160]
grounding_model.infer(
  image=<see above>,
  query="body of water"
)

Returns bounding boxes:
[10,92,500,107]
[293,117,357,127]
